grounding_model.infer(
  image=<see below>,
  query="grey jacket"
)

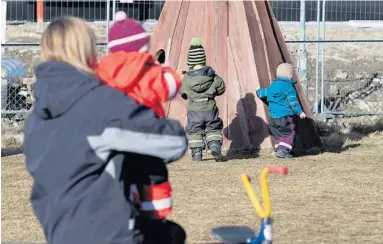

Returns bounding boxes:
[24,61,187,244]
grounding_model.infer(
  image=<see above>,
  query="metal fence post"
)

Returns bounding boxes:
[112,0,116,20]
[106,0,111,54]
[320,0,327,114]
[1,0,6,47]
[36,0,44,32]
[315,0,321,114]
[298,0,308,98]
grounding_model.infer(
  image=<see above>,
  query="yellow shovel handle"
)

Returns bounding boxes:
[241,166,288,219]
[261,165,289,218]
[240,174,266,218]
[260,168,271,218]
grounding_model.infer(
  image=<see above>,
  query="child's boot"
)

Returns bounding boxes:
[208,141,227,162]
[208,141,222,157]
[276,149,293,159]
[191,148,203,161]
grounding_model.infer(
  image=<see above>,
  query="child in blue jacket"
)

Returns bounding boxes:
[256,63,306,158]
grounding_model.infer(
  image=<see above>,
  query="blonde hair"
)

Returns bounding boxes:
[40,17,97,74]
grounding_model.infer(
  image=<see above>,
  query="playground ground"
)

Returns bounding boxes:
[2,20,383,244]
[2,131,383,244]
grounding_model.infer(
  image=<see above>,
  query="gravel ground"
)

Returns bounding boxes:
[2,132,383,243]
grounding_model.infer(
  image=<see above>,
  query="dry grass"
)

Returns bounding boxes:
[1,154,44,242]
[2,133,383,243]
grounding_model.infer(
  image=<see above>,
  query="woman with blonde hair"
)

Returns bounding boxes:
[23,17,187,244]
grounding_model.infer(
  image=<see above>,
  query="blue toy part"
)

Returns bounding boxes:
[247,218,272,244]
[1,56,28,110]
[1,56,27,81]
[211,226,255,243]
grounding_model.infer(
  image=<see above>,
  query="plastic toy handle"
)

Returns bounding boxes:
[267,165,288,175]
[240,174,266,218]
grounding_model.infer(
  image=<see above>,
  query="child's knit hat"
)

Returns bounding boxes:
[108,11,150,53]
[187,37,206,68]
[276,63,293,79]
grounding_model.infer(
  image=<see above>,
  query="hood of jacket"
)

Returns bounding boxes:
[97,51,156,91]
[276,76,296,85]
[33,61,101,120]
[185,66,216,93]
[269,76,296,98]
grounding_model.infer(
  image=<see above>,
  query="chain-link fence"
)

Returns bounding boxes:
[5,0,164,22]
[5,1,383,23]
[1,77,32,121]
[2,0,383,120]
[287,42,383,116]
[1,55,33,121]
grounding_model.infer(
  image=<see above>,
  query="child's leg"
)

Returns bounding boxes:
[268,116,296,158]
[204,108,224,156]
[163,220,187,244]
[185,111,205,161]
[135,217,186,244]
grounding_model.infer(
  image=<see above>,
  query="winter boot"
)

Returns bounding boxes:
[191,148,203,161]
[208,141,222,157]
[276,149,293,159]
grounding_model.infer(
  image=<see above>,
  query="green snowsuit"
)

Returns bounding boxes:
[179,66,226,149]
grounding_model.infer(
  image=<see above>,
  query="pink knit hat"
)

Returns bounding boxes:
[108,11,150,53]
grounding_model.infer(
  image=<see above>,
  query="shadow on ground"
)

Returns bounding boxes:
[223,93,268,160]
[316,117,383,153]
[1,146,24,157]
[2,242,44,244]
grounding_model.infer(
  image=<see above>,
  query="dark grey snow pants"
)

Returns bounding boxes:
[185,109,223,148]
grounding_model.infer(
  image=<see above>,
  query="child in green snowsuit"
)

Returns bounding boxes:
[179,38,226,161]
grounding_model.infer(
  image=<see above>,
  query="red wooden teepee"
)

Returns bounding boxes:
[150,0,321,152]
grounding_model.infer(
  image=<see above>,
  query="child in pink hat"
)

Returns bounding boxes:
[97,11,186,244]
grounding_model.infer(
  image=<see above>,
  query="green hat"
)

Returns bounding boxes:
[187,37,206,68]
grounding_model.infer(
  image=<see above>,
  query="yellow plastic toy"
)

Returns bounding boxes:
[212,165,288,244]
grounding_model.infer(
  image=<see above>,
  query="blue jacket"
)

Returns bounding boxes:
[24,61,188,244]
[256,76,303,119]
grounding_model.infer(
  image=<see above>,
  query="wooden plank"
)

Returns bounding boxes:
[242,0,273,132]
[162,1,190,116]
[212,1,229,149]
[225,37,252,151]
[204,1,214,67]
[167,1,190,69]
[149,1,185,117]
[264,1,313,117]
[254,0,282,82]
[249,1,273,84]
[174,1,207,75]
[262,1,322,150]
[228,1,255,94]
[153,0,319,150]
[167,1,207,127]
[228,1,272,149]
[149,1,183,55]
[247,0,274,132]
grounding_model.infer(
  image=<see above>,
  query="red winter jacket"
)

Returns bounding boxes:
[97,51,182,117]
[97,51,182,219]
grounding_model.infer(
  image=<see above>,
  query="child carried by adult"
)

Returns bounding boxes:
[97,11,187,244]
[24,15,187,244]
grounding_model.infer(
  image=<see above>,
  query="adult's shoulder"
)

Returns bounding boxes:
[91,83,140,110]
[79,81,145,123]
